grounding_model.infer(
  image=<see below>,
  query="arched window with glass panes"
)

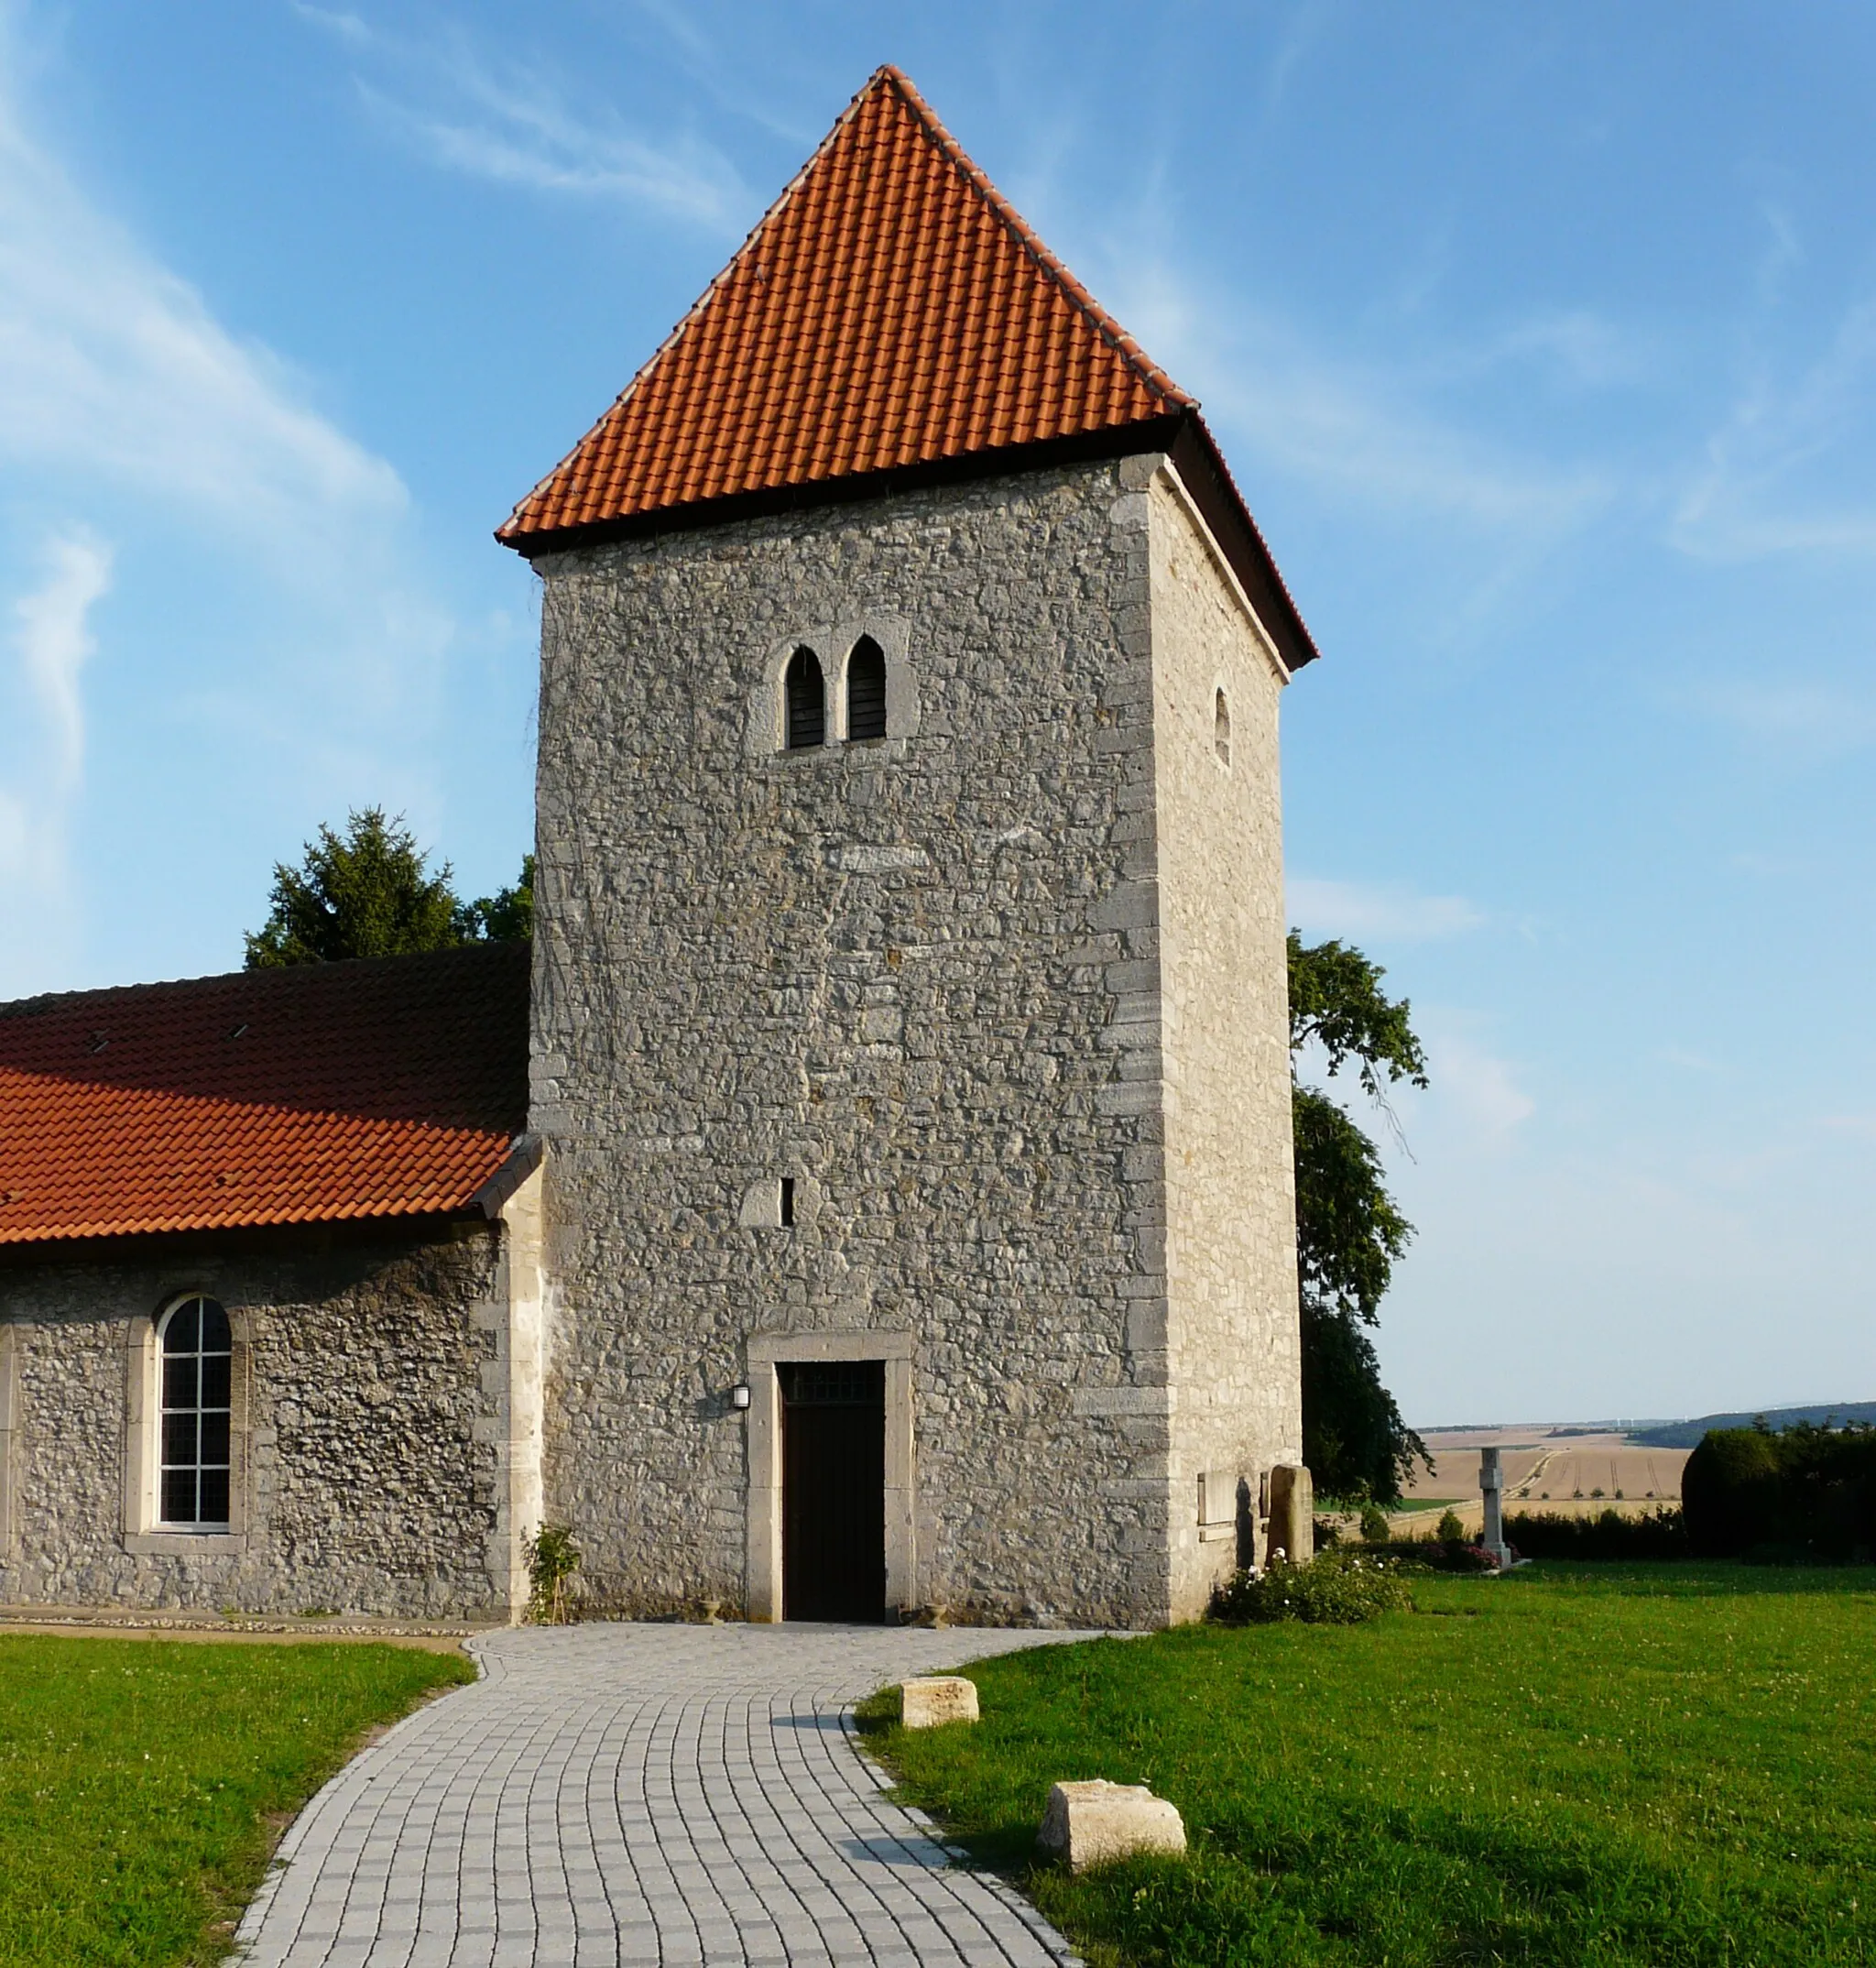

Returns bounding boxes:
[158,1296,233,1527]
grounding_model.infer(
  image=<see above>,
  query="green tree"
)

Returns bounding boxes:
[245,810,532,967]
[1289,931,1430,1503]
[463,853,535,945]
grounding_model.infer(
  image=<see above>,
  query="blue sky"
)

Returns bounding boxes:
[3,2,1872,1426]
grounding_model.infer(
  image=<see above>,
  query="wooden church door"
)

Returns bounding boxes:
[779,1361,886,1621]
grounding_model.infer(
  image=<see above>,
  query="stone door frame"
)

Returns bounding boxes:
[744,1329,913,1622]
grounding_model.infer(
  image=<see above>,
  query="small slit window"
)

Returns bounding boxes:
[158,1296,232,1527]
[845,636,887,741]
[785,646,825,750]
[1214,688,1232,768]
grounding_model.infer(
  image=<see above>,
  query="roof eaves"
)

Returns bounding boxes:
[0,1201,496,1256]
[1169,414,1322,673]
[498,414,1189,561]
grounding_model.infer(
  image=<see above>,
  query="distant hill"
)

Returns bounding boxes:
[1631,1403,1876,1449]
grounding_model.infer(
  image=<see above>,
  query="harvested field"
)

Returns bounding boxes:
[1391,1428,1688,1534]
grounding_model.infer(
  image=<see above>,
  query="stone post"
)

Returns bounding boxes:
[1480,1446,1511,1569]
[1267,1462,1313,1568]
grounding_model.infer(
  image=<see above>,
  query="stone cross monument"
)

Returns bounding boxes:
[1480,1447,1511,1569]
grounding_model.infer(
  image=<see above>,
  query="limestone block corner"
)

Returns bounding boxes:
[900,1675,979,1729]
[1037,1778,1187,1871]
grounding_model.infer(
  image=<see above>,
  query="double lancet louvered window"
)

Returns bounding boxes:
[782,636,890,750]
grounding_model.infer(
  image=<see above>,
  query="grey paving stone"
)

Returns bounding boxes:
[235,1623,1104,1967]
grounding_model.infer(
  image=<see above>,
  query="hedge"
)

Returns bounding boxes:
[1683,1423,1876,1560]
[1502,1507,1689,1559]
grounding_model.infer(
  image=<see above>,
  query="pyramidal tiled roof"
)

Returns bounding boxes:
[0,944,529,1246]
[496,67,1318,668]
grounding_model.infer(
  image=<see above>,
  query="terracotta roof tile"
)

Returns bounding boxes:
[496,67,1320,671]
[497,65,1191,544]
[0,944,529,1247]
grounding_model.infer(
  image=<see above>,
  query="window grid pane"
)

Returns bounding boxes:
[158,1296,232,1528]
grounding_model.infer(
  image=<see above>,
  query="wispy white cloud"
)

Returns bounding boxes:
[0,67,405,558]
[1489,308,1649,388]
[1097,256,1614,544]
[1676,675,1876,757]
[1428,1027,1536,1138]
[1260,0,1338,119]
[288,2,371,48]
[0,530,109,907]
[1673,288,1876,562]
[1289,875,1486,943]
[361,81,740,223]
[1657,1045,1723,1075]
[0,6,463,990]
[15,530,105,779]
[297,6,744,226]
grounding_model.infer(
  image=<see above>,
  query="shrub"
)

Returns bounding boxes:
[1435,1509,1465,1544]
[1504,1508,1689,1559]
[1211,1547,1413,1625]
[1432,1539,1500,1573]
[1684,1424,1876,1560]
[1358,1503,1391,1543]
[526,1523,582,1624]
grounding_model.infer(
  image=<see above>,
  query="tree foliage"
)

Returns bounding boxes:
[1289,933,1427,1102]
[245,809,531,968]
[463,853,535,945]
[1289,932,1429,1504]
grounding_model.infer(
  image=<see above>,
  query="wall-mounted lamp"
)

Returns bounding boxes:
[728,1383,752,1411]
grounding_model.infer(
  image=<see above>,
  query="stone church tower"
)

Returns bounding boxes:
[499,67,1319,1628]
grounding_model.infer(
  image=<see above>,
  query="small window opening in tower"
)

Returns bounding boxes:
[846,636,887,741]
[1214,688,1232,767]
[780,1176,796,1228]
[785,647,825,749]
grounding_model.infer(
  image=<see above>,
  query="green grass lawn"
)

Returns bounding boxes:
[0,1636,473,1968]
[862,1564,1876,1967]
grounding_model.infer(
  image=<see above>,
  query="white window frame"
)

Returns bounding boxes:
[124,1292,249,1553]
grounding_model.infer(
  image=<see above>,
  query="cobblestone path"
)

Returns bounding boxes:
[236,1622,1099,1967]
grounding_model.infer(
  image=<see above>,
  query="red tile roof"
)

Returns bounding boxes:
[0,944,529,1247]
[496,67,1318,669]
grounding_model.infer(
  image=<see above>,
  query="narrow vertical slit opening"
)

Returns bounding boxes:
[780,1177,796,1228]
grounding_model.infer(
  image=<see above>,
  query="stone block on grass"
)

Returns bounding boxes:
[900,1676,979,1729]
[1037,1779,1186,1871]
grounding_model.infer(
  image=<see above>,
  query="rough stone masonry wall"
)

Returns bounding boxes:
[1145,470,1303,1622]
[0,1224,507,1616]
[530,458,1187,1627]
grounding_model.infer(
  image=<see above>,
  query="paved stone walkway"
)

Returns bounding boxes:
[237,1622,1104,1967]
